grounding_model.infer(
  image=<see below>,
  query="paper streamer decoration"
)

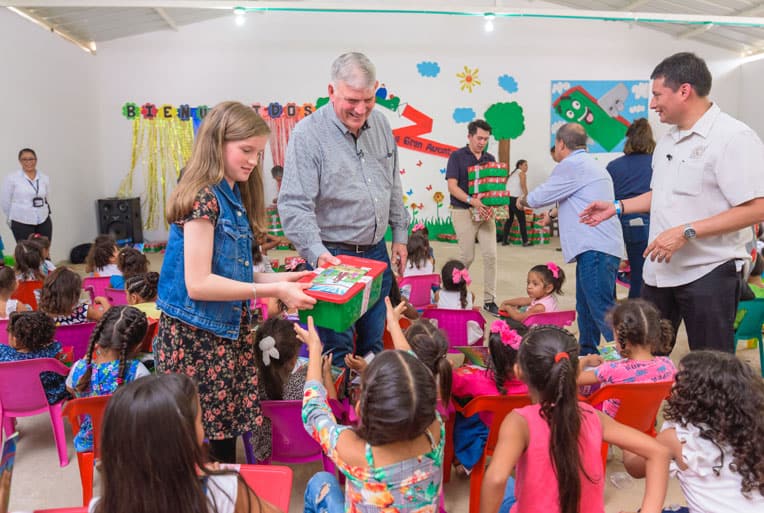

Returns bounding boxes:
[393,104,458,157]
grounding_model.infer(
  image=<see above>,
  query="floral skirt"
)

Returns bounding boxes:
[154,312,263,440]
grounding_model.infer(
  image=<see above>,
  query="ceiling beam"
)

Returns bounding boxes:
[154,7,179,30]
[6,6,96,54]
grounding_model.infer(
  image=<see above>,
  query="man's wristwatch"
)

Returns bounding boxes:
[466,194,472,205]
[683,224,697,240]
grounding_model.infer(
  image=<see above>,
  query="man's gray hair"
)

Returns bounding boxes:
[555,123,588,150]
[331,52,377,90]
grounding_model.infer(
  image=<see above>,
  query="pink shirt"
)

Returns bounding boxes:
[453,365,528,425]
[512,403,605,513]
[529,294,558,312]
[593,357,676,417]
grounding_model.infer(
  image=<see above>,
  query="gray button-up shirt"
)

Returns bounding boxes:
[279,104,409,266]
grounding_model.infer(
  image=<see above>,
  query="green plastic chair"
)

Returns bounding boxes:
[734,299,764,377]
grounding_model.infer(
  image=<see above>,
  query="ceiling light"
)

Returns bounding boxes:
[233,6,246,26]
[484,13,495,32]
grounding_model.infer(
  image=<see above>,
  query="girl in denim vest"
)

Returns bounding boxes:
[155,101,315,463]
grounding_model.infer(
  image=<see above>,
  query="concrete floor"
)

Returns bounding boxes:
[6,238,761,512]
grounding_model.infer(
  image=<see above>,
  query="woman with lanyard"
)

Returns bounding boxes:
[1,148,52,242]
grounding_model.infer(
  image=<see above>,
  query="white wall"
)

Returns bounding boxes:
[3,2,745,250]
[739,56,764,139]
[0,9,101,261]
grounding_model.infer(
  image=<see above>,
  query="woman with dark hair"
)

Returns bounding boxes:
[606,118,656,298]
[502,159,531,246]
[1,148,53,242]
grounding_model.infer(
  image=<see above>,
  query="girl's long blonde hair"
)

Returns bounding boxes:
[167,101,269,234]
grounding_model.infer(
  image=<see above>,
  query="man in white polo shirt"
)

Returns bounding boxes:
[580,52,764,353]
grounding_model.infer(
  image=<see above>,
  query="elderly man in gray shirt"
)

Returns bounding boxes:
[279,52,409,365]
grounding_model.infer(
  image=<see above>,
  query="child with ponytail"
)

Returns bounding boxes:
[65,305,150,452]
[436,259,475,310]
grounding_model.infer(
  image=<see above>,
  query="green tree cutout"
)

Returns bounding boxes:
[484,102,526,166]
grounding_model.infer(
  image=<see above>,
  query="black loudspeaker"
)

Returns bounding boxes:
[97,197,143,244]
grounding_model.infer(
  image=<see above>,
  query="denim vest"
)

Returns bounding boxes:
[157,181,254,339]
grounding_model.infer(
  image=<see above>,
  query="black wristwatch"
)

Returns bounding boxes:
[683,224,697,240]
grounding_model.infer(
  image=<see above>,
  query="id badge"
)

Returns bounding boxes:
[32,197,44,208]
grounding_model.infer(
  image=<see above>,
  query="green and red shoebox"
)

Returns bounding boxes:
[468,162,510,206]
[298,255,386,332]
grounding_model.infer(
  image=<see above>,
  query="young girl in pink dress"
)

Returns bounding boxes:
[500,262,565,327]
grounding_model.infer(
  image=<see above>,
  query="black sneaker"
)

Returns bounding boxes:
[522,241,533,247]
[483,302,500,316]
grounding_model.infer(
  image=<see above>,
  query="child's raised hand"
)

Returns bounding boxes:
[384,296,407,329]
[321,353,333,378]
[294,316,322,353]
[344,354,368,373]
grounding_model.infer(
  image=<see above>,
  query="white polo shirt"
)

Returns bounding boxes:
[0,170,51,225]
[645,103,764,288]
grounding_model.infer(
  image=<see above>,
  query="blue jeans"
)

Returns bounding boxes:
[620,214,649,299]
[317,240,393,366]
[575,251,619,355]
[304,471,344,513]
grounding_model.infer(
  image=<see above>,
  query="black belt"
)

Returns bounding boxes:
[323,241,377,253]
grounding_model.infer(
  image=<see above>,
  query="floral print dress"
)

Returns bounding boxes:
[302,379,444,512]
[153,186,263,440]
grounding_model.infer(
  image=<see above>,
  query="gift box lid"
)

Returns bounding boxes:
[298,255,387,304]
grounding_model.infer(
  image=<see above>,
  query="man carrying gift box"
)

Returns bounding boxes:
[279,52,409,365]
[518,123,623,355]
[446,119,501,316]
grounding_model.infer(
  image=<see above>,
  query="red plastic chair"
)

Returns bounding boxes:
[55,322,97,360]
[12,280,43,310]
[238,464,294,512]
[398,274,440,309]
[0,319,8,344]
[584,380,673,471]
[138,318,159,353]
[104,287,127,306]
[382,317,412,350]
[82,276,111,300]
[452,394,532,513]
[259,400,337,476]
[62,395,112,506]
[0,358,70,466]
[421,307,486,350]
[522,309,576,328]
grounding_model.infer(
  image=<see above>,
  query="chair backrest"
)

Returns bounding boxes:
[585,381,672,434]
[0,319,8,345]
[104,287,128,306]
[62,395,111,459]
[238,464,293,512]
[55,322,97,360]
[398,274,440,309]
[523,310,576,328]
[0,358,70,414]
[735,299,764,340]
[33,508,88,513]
[138,318,159,353]
[260,400,323,462]
[421,308,486,349]
[460,395,532,457]
[82,276,111,300]
[382,317,412,350]
[12,280,43,310]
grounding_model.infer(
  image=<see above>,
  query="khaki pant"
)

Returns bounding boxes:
[450,207,497,303]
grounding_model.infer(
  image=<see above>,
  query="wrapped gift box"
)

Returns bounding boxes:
[298,255,386,332]
[503,210,551,245]
[468,162,510,206]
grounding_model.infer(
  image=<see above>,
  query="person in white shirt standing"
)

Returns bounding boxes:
[1,148,52,242]
[580,52,764,354]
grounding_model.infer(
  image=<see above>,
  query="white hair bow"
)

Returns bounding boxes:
[258,336,280,366]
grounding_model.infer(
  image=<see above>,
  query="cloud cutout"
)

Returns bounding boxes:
[551,81,571,96]
[631,82,650,100]
[453,107,476,123]
[629,105,646,114]
[498,74,518,94]
[550,120,566,135]
[417,61,441,77]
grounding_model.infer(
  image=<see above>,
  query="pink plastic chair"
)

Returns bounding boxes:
[33,508,88,513]
[398,274,440,309]
[0,319,8,344]
[82,276,111,300]
[258,400,337,476]
[104,287,127,306]
[239,464,294,511]
[55,323,97,360]
[523,310,576,328]
[0,358,70,466]
[421,308,486,350]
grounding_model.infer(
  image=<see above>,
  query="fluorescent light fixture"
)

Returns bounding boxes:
[484,12,495,32]
[234,6,246,26]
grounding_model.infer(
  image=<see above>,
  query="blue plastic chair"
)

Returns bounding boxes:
[734,299,764,377]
